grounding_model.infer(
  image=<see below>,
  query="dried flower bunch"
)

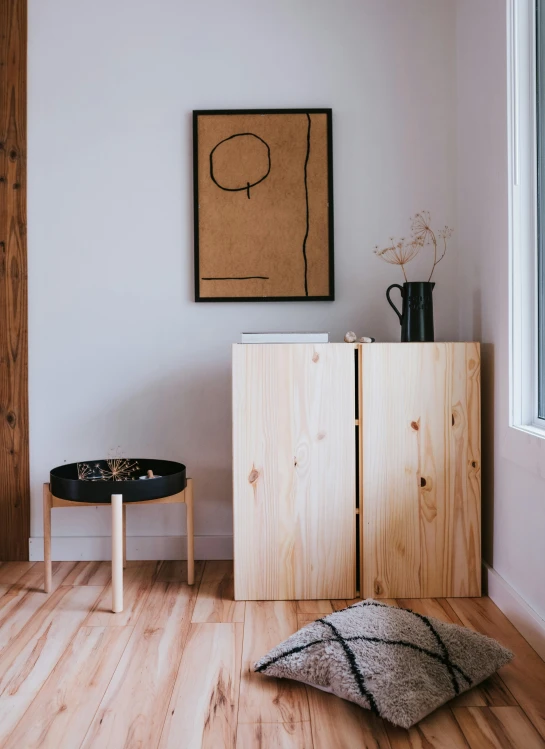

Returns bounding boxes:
[374,211,453,282]
[373,236,423,282]
[77,448,140,482]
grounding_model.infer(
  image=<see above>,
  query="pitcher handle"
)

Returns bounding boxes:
[386,284,404,325]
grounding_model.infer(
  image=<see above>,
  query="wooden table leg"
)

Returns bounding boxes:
[111,494,123,613]
[186,479,194,585]
[43,483,52,593]
[123,504,127,569]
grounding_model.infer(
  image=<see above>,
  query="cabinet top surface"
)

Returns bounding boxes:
[233,342,480,347]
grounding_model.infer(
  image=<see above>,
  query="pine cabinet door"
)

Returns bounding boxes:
[361,343,481,598]
[233,344,356,600]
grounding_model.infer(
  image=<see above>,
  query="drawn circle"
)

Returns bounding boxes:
[209,133,271,193]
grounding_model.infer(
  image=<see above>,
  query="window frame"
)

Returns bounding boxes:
[538,0,545,419]
[509,0,545,436]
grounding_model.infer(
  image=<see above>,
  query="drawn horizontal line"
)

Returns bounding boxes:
[201,276,269,281]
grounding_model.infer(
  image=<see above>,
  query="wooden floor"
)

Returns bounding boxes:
[0,561,543,748]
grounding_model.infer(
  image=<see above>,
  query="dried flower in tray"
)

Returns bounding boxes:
[77,450,140,482]
[97,458,140,482]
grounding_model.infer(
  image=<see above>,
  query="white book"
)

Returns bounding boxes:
[241,332,329,344]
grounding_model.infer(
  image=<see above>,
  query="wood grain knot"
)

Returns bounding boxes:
[248,468,260,485]
[395,541,406,557]
[470,460,478,469]
[452,406,464,428]
[410,420,420,431]
[420,475,433,494]
[312,352,319,363]
[421,491,437,520]
[12,183,20,190]
[6,411,16,428]
[0,176,5,183]
[9,149,17,161]
[468,358,476,370]
[374,579,383,596]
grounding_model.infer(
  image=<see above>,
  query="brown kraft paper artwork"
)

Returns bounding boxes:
[193,109,333,301]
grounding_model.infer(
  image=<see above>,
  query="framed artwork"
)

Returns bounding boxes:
[193,108,334,302]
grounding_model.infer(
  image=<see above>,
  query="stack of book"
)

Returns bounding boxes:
[240,332,329,344]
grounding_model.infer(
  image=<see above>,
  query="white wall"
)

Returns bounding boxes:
[456,0,545,621]
[28,0,457,555]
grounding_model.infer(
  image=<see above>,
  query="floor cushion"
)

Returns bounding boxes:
[254,600,513,728]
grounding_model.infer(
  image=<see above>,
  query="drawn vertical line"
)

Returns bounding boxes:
[302,113,311,296]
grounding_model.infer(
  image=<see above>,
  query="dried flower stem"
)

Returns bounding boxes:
[373,237,423,282]
[374,211,453,282]
[428,231,438,282]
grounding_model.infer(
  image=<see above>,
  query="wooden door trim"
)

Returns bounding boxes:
[0,0,29,560]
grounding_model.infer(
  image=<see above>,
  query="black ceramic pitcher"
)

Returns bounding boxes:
[386,281,435,342]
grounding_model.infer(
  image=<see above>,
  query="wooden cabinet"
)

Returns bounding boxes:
[232,344,356,600]
[360,343,481,599]
[233,342,481,601]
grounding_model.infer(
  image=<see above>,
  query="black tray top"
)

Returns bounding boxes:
[50,459,187,504]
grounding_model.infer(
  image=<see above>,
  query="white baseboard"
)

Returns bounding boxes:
[484,563,545,661]
[29,535,233,562]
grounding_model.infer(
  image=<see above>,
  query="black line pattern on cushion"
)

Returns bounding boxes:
[255,627,471,687]
[411,612,462,694]
[254,638,327,672]
[255,603,474,711]
[348,602,472,689]
[318,618,380,715]
[343,635,471,685]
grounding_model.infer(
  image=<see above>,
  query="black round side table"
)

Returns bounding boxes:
[44,459,194,613]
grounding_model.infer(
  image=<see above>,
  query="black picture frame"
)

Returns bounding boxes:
[193,108,334,302]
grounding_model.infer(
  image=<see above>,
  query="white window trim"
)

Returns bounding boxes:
[509,0,545,437]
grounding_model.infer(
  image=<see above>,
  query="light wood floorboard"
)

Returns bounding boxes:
[238,600,310,725]
[84,560,159,627]
[0,585,103,744]
[159,622,243,749]
[385,708,469,748]
[296,600,333,614]
[3,625,132,749]
[192,561,245,623]
[452,706,545,748]
[448,596,545,741]
[0,563,88,659]
[0,563,543,748]
[157,559,205,584]
[63,561,113,586]
[307,686,392,748]
[81,580,198,748]
[0,561,35,584]
[236,722,314,748]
